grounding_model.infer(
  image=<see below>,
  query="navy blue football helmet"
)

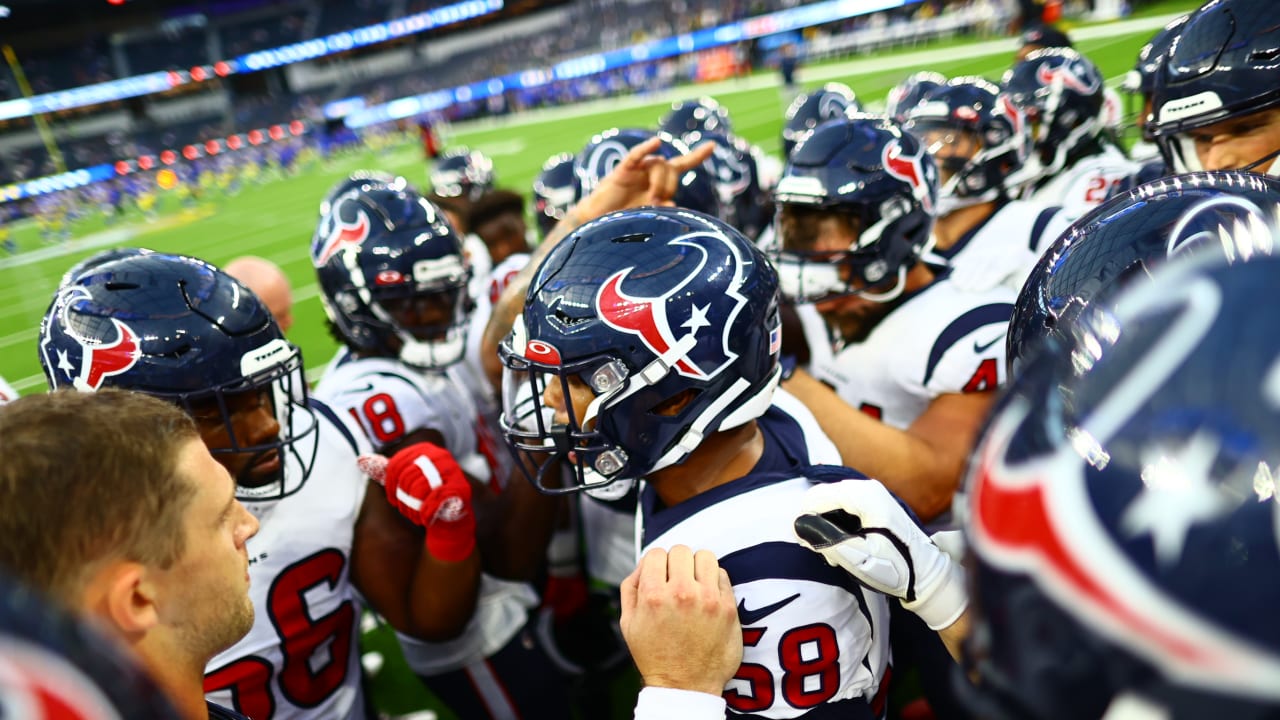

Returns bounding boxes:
[885,71,948,124]
[1008,171,1280,377]
[962,249,1280,720]
[769,114,938,304]
[684,129,772,240]
[429,147,496,201]
[1149,0,1280,174]
[904,77,1030,215]
[499,207,781,495]
[39,252,317,500]
[782,83,861,159]
[313,181,472,370]
[1002,48,1106,183]
[1120,15,1188,142]
[658,96,732,142]
[572,128,720,218]
[533,152,576,238]
[319,169,402,217]
[58,246,154,288]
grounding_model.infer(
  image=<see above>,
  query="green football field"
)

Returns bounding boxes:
[0,1,1198,400]
[0,2,1201,717]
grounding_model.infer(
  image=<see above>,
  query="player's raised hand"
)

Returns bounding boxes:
[620,545,741,696]
[577,137,716,221]
[359,443,475,562]
[793,480,967,631]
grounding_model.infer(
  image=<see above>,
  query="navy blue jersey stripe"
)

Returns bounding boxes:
[922,303,1014,386]
[1029,205,1063,252]
[309,398,359,455]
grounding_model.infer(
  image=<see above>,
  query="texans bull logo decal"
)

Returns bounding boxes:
[595,231,748,380]
[314,208,371,266]
[883,140,935,214]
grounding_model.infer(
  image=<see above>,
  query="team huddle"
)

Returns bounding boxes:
[3,0,1280,718]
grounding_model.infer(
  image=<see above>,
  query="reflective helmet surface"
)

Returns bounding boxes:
[1008,171,1280,376]
[770,114,938,304]
[964,249,1280,720]
[39,252,317,500]
[885,71,948,124]
[782,82,861,159]
[532,151,576,238]
[313,181,472,370]
[1149,0,1280,174]
[572,127,720,218]
[658,96,732,142]
[1002,48,1106,180]
[905,76,1029,214]
[429,147,496,201]
[499,207,781,495]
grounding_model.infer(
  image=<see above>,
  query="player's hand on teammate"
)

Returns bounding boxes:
[359,443,476,562]
[794,480,967,631]
[576,136,715,223]
[620,545,741,696]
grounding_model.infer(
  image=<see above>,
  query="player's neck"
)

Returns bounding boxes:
[933,201,997,251]
[649,421,764,507]
[133,637,213,720]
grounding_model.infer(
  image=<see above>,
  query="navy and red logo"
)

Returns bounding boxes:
[595,231,745,380]
[314,209,371,266]
[883,139,936,214]
[1036,60,1101,95]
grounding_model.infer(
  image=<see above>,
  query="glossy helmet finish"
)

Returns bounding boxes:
[684,129,772,240]
[429,147,496,201]
[1149,0,1280,174]
[1120,15,1189,142]
[1002,47,1106,182]
[658,96,732,141]
[38,252,317,500]
[533,152,576,238]
[1008,171,1280,376]
[313,181,471,370]
[572,127,720,218]
[904,76,1029,215]
[499,207,781,495]
[59,246,154,288]
[885,71,948,124]
[962,249,1280,720]
[769,114,938,304]
[782,82,861,159]
[319,169,402,217]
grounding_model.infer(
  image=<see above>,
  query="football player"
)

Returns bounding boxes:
[884,71,947,125]
[768,115,1015,522]
[1119,15,1188,161]
[1148,0,1280,176]
[532,152,576,239]
[500,205,893,719]
[39,252,481,720]
[1002,48,1138,222]
[904,77,1071,291]
[310,181,568,718]
[782,83,860,160]
[658,96,733,139]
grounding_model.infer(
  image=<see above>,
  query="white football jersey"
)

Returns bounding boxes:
[924,200,1073,293]
[1026,144,1139,222]
[810,278,1015,430]
[640,405,891,719]
[312,352,538,676]
[204,401,372,720]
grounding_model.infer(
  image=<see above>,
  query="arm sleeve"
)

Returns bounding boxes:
[633,687,726,720]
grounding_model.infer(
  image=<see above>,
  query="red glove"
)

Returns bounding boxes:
[359,443,476,563]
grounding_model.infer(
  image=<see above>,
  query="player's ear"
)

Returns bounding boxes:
[89,561,161,638]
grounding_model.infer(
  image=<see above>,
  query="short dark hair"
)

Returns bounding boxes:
[0,389,199,603]
[468,189,524,230]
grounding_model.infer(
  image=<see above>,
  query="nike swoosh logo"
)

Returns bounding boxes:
[737,593,800,626]
[974,333,1005,353]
